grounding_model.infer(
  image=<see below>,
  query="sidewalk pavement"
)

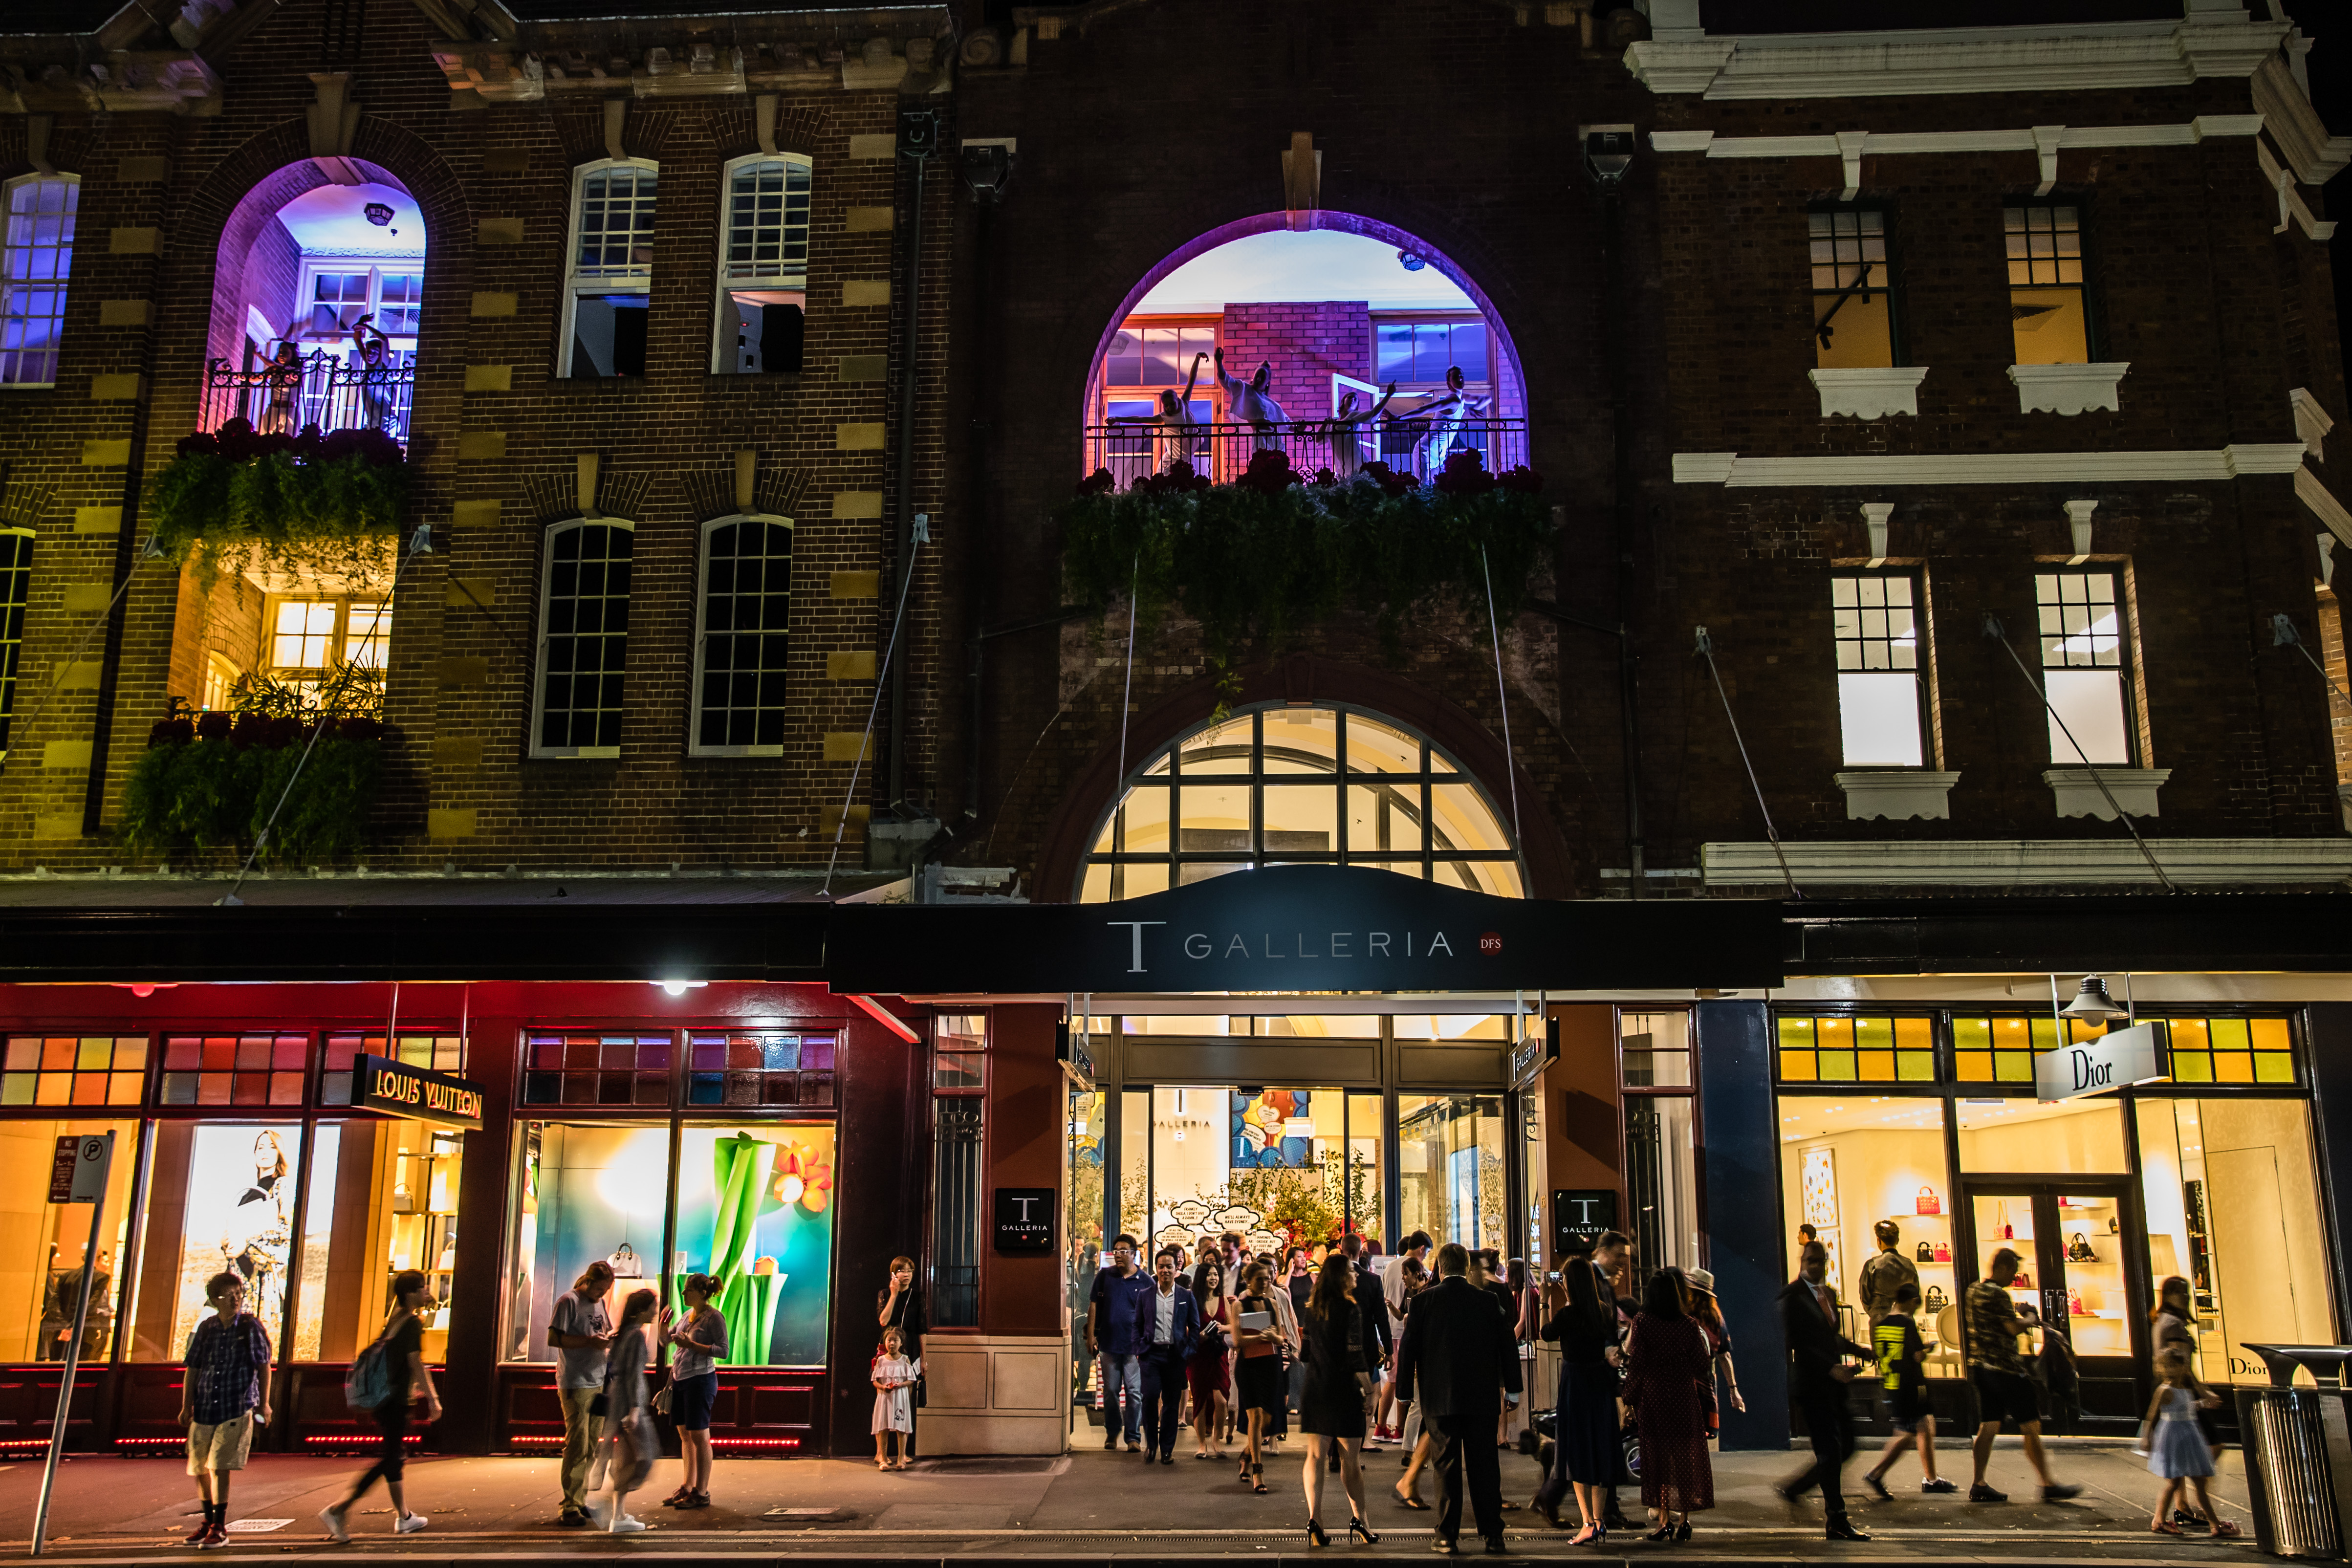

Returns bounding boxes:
[0,1432,2266,1564]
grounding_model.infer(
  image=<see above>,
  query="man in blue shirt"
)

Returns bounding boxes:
[180,1271,273,1549]
[1085,1235,1148,1450]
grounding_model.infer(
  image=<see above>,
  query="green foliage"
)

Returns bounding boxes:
[1059,469,1556,677]
[122,681,388,863]
[150,451,407,590]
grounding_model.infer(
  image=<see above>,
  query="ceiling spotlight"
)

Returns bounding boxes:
[652,978,710,997]
[364,202,394,226]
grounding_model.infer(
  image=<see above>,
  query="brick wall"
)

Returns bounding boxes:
[1213,301,1371,420]
[240,216,302,347]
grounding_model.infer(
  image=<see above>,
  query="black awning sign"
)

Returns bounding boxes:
[353,1053,485,1131]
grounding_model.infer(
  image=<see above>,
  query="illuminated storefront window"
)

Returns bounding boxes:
[0,1119,137,1361]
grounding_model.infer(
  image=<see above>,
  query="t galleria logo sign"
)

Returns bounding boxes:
[1106,921,1480,974]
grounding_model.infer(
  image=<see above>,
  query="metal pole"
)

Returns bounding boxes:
[31,1185,107,1555]
[888,114,935,812]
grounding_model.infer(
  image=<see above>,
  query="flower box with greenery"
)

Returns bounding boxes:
[121,665,388,862]
[1060,449,1553,693]
[151,419,408,588]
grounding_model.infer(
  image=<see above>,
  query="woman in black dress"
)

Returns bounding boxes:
[1297,1256,1380,1547]
[1538,1247,1622,1544]
[1234,1263,1285,1494]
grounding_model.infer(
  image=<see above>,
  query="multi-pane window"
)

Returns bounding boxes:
[0,527,28,754]
[1776,1014,1936,1083]
[691,516,793,755]
[1375,319,1489,386]
[935,1014,986,1092]
[1809,207,1897,369]
[534,520,633,756]
[2166,1017,2295,1086]
[1078,704,1523,902]
[1831,573,1926,766]
[1,1036,146,1106]
[713,155,809,374]
[0,174,77,388]
[157,1033,308,1106]
[565,161,657,378]
[2037,570,2132,764]
[303,267,424,342]
[1103,323,1218,389]
[321,1031,464,1109]
[521,1033,673,1107]
[933,1013,987,1328]
[266,597,389,675]
[2005,204,2090,365]
[687,1031,836,1108]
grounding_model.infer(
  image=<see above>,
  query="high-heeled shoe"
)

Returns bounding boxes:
[1251,1463,1270,1495]
[1645,1524,1675,1542]
[1568,1523,1605,1547]
[1675,1521,1691,1542]
[1349,1517,1381,1546]
[1307,1520,1330,1547]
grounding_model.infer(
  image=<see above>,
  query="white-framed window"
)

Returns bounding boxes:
[562,159,658,379]
[689,513,794,756]
[710,154,810,374]
[1,174,78,389]
[532,519,634,757]
[265,596,391,676]
[296,260,425,347]
[0,526,29,753]
[2038,569,2134,764]
[1830,571,1928,766]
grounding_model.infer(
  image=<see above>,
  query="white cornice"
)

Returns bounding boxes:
[1672,445,2307,487]
[2296,466,2352,549]
[1626,17,2289,101]
[1649,117,2262,165]
[1702,837,2352,887]
[2257,138,2339,240]
[2252,54,2352,186]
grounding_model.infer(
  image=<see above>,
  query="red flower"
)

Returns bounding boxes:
[1432,449,1496,496]
[1496,465,1544,494]
[1075,467,1116,498]
[1237,448,1303,496]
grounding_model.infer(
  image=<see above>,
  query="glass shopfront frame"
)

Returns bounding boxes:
[1769,1005,2334,1426]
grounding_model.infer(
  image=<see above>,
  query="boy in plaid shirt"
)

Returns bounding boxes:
[180,1271,272,1549]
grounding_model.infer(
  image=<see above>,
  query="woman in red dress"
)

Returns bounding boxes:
[1619,1267,1715,1540]
[1189,1255,1233,1459]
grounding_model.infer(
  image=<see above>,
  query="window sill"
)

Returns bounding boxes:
[690,745,785,758]
[2008,362,2129,416]
[1808,366,1927,419]
[2044,765,2169,820]
[1836,769,1960,821]
[531,746,622,760]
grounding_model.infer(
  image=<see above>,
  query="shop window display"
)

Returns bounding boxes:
[295,1120,464,1362]
[1,1036,146,1106]
[1398,1094,1504,1253]
[2137,1097,2333,1382]
[687,1031,835,1107]
[1954,1097,2128,1173]
[130,1123,303,1359]
[1776,1098,1953,1354]
[0,1118,137,1361]
[672,1126,834,1365]
[1140,1085,1371,1256]
[507,1122,672,1364]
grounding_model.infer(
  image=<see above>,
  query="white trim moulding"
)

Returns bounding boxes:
[1809,366,1927,420]
[1836,770,1960,822]
[2045,766,2170,820]
[1647,116,2263,162]
[1672,444,2307,487]
[1700,836,2352,888]
[2296,467,2352,550]
[2008,362,2130,416]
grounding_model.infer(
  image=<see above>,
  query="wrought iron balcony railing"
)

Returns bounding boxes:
[200,350,415,445]
[1082,416,1528,490]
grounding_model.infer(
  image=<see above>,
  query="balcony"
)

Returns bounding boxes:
[200,350,415,446]
[1082,416,1528,491]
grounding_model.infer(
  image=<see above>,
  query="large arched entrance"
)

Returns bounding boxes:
[1081,213,1530,487]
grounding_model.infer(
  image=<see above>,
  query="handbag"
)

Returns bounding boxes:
[1924,1286,1947,1314]
[1932,1242,1950,1262]
[1915,1187,1941,1216]
[1916,1241,1934,1263]
[651,1375,672,1416]
[608,1243,643,1279]
[2067,1233,2095,1263]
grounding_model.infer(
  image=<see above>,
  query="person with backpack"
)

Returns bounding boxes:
[320,1269,437,1542]
[179,1270,272,1548]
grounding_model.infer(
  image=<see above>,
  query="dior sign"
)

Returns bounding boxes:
[2035,1022,2165,1104]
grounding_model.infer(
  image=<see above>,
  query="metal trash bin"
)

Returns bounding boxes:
[2237,1344,2352,1560]
[2240,1386,2341,1558]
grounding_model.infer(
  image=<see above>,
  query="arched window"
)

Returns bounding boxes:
[561,159,657,379]
[0,526,30,753]
[1,174,79,388]
[690,513,794,755]
[1078,704,1522,902]
[532,519,634,757]
[711,153,810,375]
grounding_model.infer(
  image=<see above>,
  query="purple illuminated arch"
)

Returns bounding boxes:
[1086,211,1529,434]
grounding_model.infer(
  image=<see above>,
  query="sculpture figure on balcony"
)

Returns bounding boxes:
[1315,382,1395,481]
[260,339,303,435]
[1105,351,1209,475]
[1403,365,1489,475]
[345,312,396,431]
[1215,347,1288,454]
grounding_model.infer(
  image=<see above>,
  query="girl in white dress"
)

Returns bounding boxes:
[871,1327,919,1470]
[2141,1346,2240,1537]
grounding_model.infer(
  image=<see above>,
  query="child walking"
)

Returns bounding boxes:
[2142,1346,2241,1538]
[872,1327,919,1470]
[1861,1282,1954,1497]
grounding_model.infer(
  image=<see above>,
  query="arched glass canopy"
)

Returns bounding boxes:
[1077,704,1523,903]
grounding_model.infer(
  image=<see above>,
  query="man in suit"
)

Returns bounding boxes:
[1395,1242,1523,1553]
[1777,1240,1875,1541]
[1137,1247,1202,1464]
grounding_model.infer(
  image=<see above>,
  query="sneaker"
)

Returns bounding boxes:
[1920,1478,1957,1494]
[186,1516,215,1545]
[395,1512,429,1534]
[1123,1438,1141,1453]
[1967,1483,2007,1503]
[319,1505,350,1544]
[196,1525,229,1550]
[2041,1483,2083,1503]
[1862,1472,1891,1501]
[610,1516,648,1534]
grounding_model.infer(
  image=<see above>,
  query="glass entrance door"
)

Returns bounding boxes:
[1965,1179,2141,1423]
[1142,1086,1380,1260]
